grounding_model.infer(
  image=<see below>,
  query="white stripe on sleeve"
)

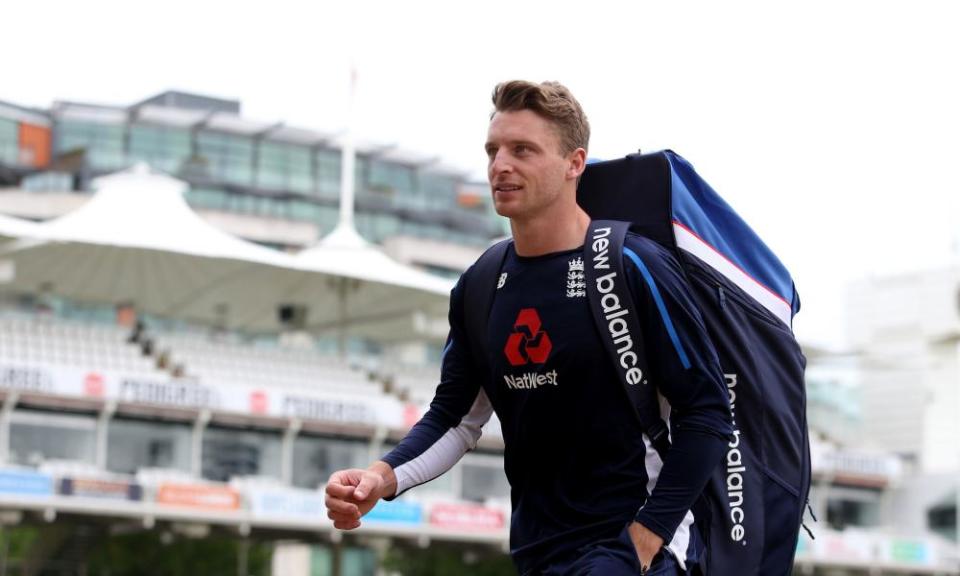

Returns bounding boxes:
[393,388,493,495]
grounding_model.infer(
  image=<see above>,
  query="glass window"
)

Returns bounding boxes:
[928,502,957,541]
[402,221,452,242]
[420,172,458,209]
[55,120,127,170]
[341,548,377,576]
[315,149,341,198]
[353,156,370,196]
[311,546,333,576]
[461,454,510,503]
[367,159,414,199]
[185,187,229,211]
[270,197,292,219]
[826,495,880,530]
[355,212,400,244]
[257,141,313,194]
[107,417,192,474]
[0,117,18,165]
[292,435,368,489]
[22,171,73,192]
[201,426,282,481]
[227,193,259,215]
[307,546,376,576]
[9,409,97,465]
[289,200,320,222]
[196,131,254,186]
[317,205,339,232]
[128,124,191,174]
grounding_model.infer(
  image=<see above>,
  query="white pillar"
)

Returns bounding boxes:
[337,66,358,231]
[95,400,117,469]
[0,393,18,464]
[368,425,387,464]
[955,339,960,543]
[191,409,211,478]
[281,418,302,485]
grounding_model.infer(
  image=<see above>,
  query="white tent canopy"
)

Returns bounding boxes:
[0,166,453,341]
[295,223,453,296]
[0,212,43,243]
[37,163,288,265]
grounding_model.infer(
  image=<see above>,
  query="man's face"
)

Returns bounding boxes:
[485,110,578,222]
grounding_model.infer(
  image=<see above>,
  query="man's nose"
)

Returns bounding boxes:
[489,149,514,175]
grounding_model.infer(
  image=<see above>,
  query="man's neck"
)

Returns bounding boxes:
[510,204,591,257]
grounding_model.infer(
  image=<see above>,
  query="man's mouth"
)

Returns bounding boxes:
[494,184,523,193]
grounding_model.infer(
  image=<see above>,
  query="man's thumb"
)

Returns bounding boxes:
[354,473,378,501]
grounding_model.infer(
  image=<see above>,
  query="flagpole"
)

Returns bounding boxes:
[337,65,357,231]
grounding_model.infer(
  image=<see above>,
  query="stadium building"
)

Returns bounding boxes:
[800,349,959,574]
[0,91,503,273]
[0,92,510,575]
[1,92,958,575]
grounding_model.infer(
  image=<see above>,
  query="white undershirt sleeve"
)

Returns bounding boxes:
[392,388,494,496]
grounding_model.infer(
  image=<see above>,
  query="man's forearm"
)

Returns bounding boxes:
[634,427,726,544]
[381,390,492,498]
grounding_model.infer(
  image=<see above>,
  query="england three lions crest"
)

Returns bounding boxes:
[567,257,585,298]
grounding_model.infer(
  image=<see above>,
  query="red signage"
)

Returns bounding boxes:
[429,503,505,531]
[249,390,269,414]
[83,373,105,397]
[156,483,240,511]
[60,477,141,501]
[403,404,420,428]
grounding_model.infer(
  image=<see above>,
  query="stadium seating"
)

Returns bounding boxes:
[0,313,384,397]
[154,331,384,396]
[389,364,442,404]
[0,315,160,377]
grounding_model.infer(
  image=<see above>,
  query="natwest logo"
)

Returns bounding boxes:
[504,308,552,366]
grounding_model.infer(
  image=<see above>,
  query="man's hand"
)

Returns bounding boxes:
[324,461,397,530]
[627,521,664,571]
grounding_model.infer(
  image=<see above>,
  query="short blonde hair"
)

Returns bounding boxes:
[491,80,590,154]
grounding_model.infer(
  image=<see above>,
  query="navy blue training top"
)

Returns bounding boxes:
[382,234,732,573]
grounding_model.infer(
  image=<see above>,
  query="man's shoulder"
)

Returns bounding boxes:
[475,237,513,264]
[456,237,514,298]
[462,238,513,279]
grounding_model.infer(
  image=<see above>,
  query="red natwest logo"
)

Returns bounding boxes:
[504,308,552,366]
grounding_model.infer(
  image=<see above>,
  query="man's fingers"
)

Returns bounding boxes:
[332,518,361,530]
[324,494,359,516]
[325,481,356,499]
[325,468,377,532]
[327,508,359,524]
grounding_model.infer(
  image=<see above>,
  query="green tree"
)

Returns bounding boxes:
[86,532,272,576]
[382,545,515,576]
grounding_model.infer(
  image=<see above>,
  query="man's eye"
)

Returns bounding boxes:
[515,145,529,154]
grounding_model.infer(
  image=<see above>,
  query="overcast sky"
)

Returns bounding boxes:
[4,0,958,349]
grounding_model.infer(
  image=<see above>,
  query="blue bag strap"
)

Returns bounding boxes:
[583,220,670,458]
[462,238,511,370]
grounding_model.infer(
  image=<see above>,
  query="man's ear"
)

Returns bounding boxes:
[566,148,587,181]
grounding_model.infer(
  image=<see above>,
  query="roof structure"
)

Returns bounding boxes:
[0,166,452,340]
[0,212,43,242]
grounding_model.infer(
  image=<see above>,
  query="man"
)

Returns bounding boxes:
[325,80,732,575]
